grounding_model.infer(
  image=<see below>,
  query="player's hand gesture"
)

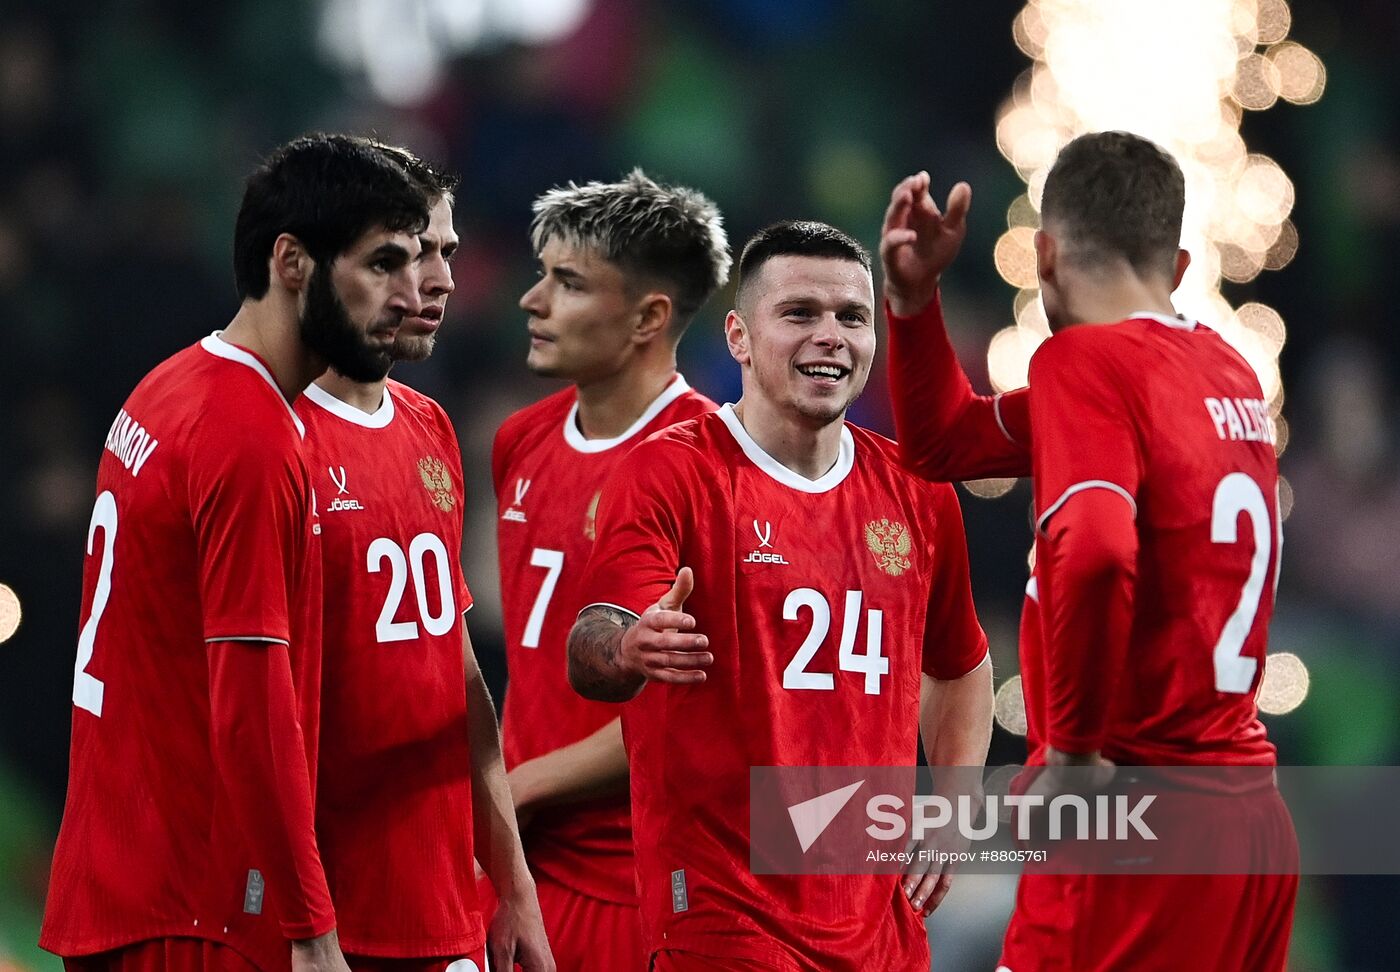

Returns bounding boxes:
[487,887,557,972]
[290,930,352,972]
[880,173,972,317]
[620,567,713,685]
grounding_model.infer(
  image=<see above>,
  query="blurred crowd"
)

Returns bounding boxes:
[2,1,1399,968]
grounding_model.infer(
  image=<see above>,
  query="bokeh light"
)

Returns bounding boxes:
[994,674,1029,736]
[962,478,1019,500]
[994,1,1322,409]
[1258,651,1309,715]
[0,584,20,644]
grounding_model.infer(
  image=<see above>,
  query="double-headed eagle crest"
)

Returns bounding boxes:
[865,518,912,576]
[418,457,456,512]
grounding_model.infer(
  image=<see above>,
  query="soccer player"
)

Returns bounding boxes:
[296,150,553,972]
[567,221,994,972]
[489,170,730,971]
[880,133,1297,970]
[41,134,431,972]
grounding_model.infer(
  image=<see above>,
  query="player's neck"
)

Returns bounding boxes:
[315,370,389,414]
[574,356,678,440]
[1062,275,1177,328]
[222,300,327,403]
[732,397,844,482]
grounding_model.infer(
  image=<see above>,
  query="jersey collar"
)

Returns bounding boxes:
[199,332,305,438]
[716,403,856,494]
[562,374,691,454]
[301,380,396,429]
[1130,310,1198,331]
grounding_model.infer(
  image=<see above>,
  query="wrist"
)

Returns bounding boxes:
[884,283,940,319]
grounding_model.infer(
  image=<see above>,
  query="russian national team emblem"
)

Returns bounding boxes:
[418,456,456,512]
[864,518,912,577]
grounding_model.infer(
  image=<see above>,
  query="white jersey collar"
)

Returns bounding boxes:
[1130,310,1198,331]
[302,380,396,429]
[200,332,305,438]
[562,374,691,454]
[716,403,855,494]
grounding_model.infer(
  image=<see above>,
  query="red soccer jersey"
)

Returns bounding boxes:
[1026,316,1279,765]
[577,406,989,970]
[295,378,483,958]
[493,375,715,904]
[42,335,326,970]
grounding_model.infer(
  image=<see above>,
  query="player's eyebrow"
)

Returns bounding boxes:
[367,242,414,268]
[552,265,586,285]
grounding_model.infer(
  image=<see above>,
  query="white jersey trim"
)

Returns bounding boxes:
[941,649,992,681]
[302,380,396,429]
[992,392,1019,445]
[1129,310,1198,332]
[1036,480,1137,534]
[577,601,642,622]
[205,635,290,646]
[562,375,692,454]
[716,403,856,494]
[199,332,306,438]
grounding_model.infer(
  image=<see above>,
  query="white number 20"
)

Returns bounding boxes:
[367,533,457,643]
[782,588,888,695]
[1210,473,1277,694]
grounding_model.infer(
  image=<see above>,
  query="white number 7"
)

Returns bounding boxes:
[521,548,564,648]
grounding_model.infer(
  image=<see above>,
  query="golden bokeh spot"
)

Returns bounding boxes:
[1236,302,1287,355]
[1273,414,1290,457]
[1006,194,1041,230]
[1232,52,1280,111]
[994,227,1040,289]
[1258,651,1309,715]
[987,326,1042,393]
[0,584,20,644]
[1278,476,1295,521]
[962,479,1019,500]
[1255,0,1292,45]
[1268,41,1326,104]
[1264,219,1299,270]
[995,675,1029,736]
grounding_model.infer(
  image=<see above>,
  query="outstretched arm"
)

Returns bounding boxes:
[508,718,628,834]
[881,173,1032,481]
[567,568,712,703]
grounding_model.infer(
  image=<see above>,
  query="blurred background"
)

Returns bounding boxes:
[1,1,1397,968]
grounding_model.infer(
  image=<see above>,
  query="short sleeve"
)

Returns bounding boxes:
[189,423,308,644]
[920,483,989,679]
[576,438,692,620]
[1028,330,1144,534]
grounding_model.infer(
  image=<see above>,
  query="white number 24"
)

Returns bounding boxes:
[781,588,888,695]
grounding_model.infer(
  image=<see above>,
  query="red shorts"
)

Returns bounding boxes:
[999,870,1297,971]
[346,954,487,972]
[477,868,642,972]
[649,951,785,972]
[62,938,261,972]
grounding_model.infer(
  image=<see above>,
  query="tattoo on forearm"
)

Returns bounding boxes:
[567,606,641,702]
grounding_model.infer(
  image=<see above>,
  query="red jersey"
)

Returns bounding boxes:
[577,406,988,970]
[888,300,1278,765]
[295,379,483,958]
[493,376,715,904]
[42,335,327,969]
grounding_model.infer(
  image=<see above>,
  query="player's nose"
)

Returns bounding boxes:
[390,275,424,318]
[519,278,547,317]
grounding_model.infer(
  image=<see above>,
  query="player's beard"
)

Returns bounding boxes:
[391,329,435,363]
[300,264,395,383]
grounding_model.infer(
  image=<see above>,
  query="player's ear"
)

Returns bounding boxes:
[725,309,750,366]
[634,292,672,345]
[1034,229,1056,284]
[270,233,313,293]
[1171,248,1191,291]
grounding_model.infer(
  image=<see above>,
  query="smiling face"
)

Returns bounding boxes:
[301,226,422,382]
[517,236,643,382]
[729,254,876,426]
[393,195,458,363]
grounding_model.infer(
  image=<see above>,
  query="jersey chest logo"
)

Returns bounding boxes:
[326,465,365,512]
[864,518,912,577]
[742,519,790,565]
[418,456,456,512]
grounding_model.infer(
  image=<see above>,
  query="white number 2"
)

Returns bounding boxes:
[1210,473,1275,693]
[367,533,457,643]
[782,588,888,695]
[521,548,564,648]
[73,491,117,716]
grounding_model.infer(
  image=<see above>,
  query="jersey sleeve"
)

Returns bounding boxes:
[1028,330,1144,532]
[188,419,308,644]
[576,438,692,620]
[433,400,474,612]
[886,293,1032,481]
[1028,329,1143,753]
[920,483,990,679]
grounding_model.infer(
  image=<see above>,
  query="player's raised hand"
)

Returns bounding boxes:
[880,173,972,317]
[620,567,713,685]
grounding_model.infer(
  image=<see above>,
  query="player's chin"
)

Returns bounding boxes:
[390,333,435,363]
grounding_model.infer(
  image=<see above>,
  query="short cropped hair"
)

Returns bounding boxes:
[1041,131,1185,277]
[374,143,460,203]
[530,169,731,331]
[734,220,871,305]
[234,133,431,300]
